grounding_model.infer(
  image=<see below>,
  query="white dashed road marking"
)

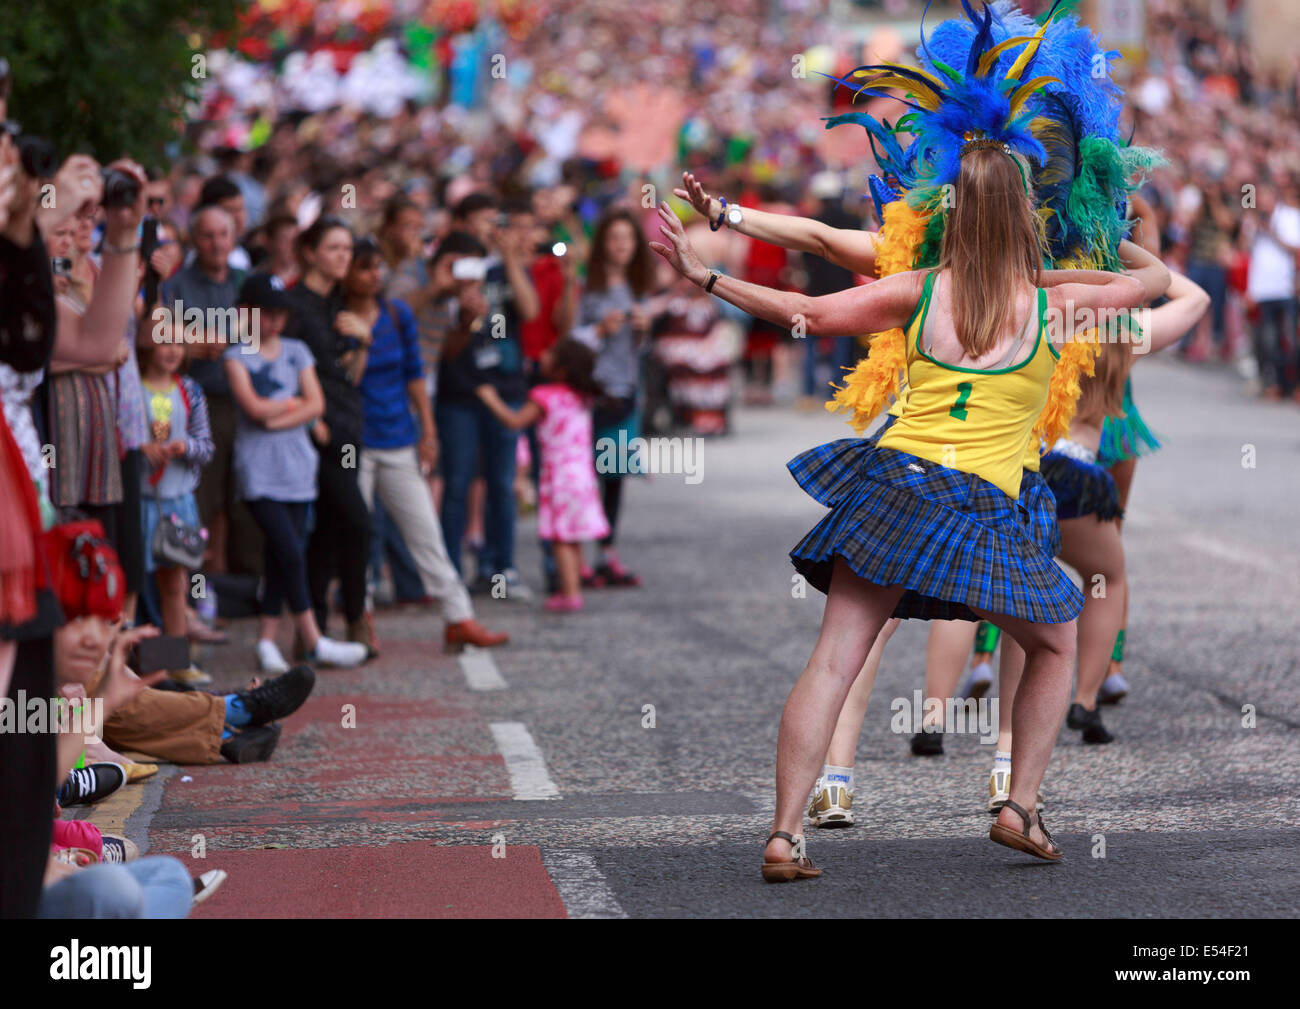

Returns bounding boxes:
[459,646,508,690]
[490,721,560,800]
[541,849,628,919]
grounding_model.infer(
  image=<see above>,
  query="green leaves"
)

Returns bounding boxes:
[0,0,243,166]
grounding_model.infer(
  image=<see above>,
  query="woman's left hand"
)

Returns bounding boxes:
[335,311,373,345]
[649,203,709,287]
[418,434,438,475]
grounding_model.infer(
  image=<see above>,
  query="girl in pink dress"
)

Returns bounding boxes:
[476,340,609,612]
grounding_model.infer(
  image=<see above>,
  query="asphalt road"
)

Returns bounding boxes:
[106,353,1299,918]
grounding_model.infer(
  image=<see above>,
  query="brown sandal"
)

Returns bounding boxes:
[989,799,1063,861]
[760,831,823,882]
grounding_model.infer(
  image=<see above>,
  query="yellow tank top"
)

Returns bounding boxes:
[877,271,1058,497]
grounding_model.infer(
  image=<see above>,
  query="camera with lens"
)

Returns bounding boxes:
[101,167,140,209]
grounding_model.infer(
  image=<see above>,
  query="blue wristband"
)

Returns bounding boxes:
[710,196,728,232]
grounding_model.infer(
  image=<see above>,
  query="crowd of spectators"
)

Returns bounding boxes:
[1124,0,1300,399]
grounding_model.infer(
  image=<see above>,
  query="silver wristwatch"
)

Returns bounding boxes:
[725,204,743,228]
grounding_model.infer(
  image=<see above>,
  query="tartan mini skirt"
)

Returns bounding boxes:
[788,439,1082,625]
[1041,446,1123,522]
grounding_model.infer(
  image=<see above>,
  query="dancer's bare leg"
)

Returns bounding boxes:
[824,617,899,767]
[975,608,1075,850]
[921,620,979,730]
[1107,458,1136,678]
[1058,517,1126,709]
[765,560,903,864]
[996,635,1026,752]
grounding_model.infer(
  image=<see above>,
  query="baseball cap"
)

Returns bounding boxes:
[238,271,292,310]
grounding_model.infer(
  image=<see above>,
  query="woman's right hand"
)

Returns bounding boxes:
[141,442,169,468]
[650,203,710,286]
[311,419,331,446]
[96,622,159,710]
[598,309,627,338]
[335,311,373,346]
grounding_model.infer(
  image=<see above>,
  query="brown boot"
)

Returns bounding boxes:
[347,613,380,660]
[444,618,509,652]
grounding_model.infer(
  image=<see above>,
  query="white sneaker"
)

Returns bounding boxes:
[193,868,228,906]
[958,660,994,700]
[988,766,1011,814]
[807,775,855,828]
[309,636,369,668]
[256,640,290,674]
[987,766,1044,814]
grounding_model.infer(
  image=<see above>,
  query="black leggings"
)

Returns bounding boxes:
[245,499,312,616]
[307,452,369,632]
[600,477,623,548]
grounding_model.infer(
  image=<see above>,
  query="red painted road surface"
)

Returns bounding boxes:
[131,614,569,918]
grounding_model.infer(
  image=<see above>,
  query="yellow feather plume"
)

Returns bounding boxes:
[825,200,930,431]
[1033,331,1102,446]
[977,36,1039,78]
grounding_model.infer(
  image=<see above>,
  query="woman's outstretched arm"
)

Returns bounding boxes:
[675,171,879,276]
[650,203,919,336]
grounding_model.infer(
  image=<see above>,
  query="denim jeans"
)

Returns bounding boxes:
[1252,296,1298,395]
[39,856,193,919]
[435,397,520,576]
[1184,261,1228,346]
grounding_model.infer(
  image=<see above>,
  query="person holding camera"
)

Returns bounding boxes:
[437,194,539,595]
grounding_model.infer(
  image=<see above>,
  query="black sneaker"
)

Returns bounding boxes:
[910,730,944,756]
[234,664,315,727]
[220,722,282,764]
[1067,703,1114,744]
[58,762,127,806]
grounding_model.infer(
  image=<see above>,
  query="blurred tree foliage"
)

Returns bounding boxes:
[0,0,244,168]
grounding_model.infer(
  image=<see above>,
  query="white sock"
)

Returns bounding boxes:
[993,750,1011,772]
[823,763,855,792]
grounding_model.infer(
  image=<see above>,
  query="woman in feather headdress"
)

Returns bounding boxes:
[671,0,1167,829]
[652,0,1170,873]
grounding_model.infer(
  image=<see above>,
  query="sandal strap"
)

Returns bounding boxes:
[767,830,796,845]
[1002,799,1033,837]
[1037,814,1057,848]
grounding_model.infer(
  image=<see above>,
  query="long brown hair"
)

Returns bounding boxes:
[585,208,654,297]
[936,146,1046,357]
[1074,337,1133,425]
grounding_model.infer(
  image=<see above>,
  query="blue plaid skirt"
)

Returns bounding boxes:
[788,440,1081,624]
[1041,450,1123,521]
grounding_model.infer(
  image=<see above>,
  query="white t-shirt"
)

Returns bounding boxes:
[1247,205,1300,301]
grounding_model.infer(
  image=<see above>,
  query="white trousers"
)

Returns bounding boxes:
[359,445,474,625]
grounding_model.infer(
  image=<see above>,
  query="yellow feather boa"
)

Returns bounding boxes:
[824,200,926,432]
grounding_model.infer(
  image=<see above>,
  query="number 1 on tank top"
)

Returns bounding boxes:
[950,381,972,421]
